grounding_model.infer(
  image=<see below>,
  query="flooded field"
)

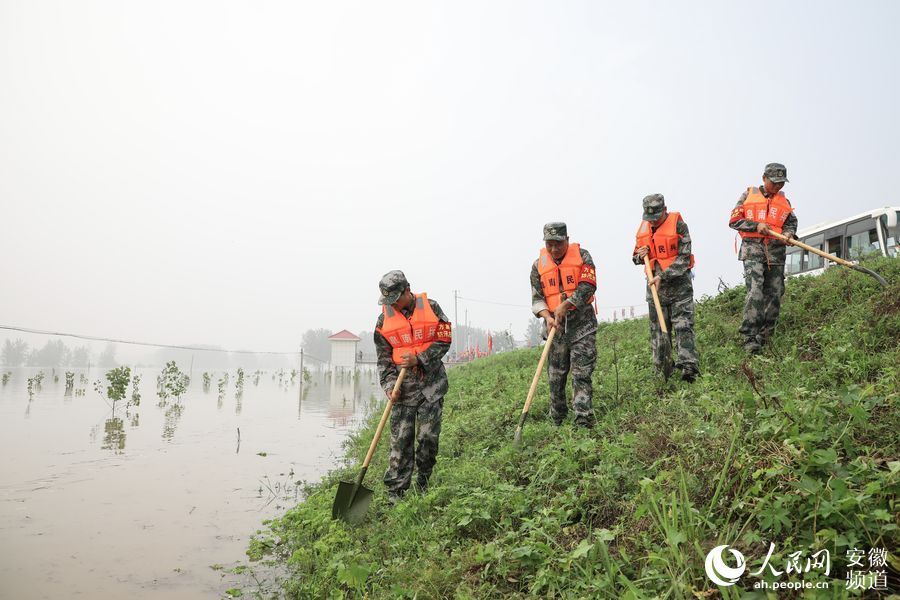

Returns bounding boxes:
[0,366,380,599]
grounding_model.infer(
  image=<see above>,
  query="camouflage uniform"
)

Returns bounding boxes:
[632,195,699,379]
[530,223,598,427]
[374,270,451,497]
[729,164,798,351]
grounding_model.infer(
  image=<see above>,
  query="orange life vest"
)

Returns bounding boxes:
[736,187,793,240]
[634,212,695,272]
[377,293,443,365]
[537,243,596,312]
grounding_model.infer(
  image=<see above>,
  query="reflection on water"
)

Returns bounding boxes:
[0,365,380,599]
[256,468,302,512]
[103,417,126,453]
[162,402,184,441]
[131,374,142,406]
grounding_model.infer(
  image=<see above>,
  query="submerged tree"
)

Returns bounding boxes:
[93,366,135,454]
[156,361,189,406]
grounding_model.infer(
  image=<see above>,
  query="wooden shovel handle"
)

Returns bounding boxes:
[643,255,669,334]
[520,326,557,416]
[361,367,407,469]
[768,231,854,268]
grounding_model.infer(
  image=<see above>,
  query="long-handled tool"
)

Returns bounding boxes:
[513,325,557,445]
[643,255,673,379]
[332,367,407,523]
[769,231,888,288]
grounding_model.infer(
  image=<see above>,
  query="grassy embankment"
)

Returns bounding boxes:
[250,258,899,598]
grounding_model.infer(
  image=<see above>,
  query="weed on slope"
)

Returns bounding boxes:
[250,258,898,599]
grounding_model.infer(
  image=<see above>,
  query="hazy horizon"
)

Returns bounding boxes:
[3,1,898,352]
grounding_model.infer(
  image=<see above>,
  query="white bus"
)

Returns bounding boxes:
[786,206,899,277]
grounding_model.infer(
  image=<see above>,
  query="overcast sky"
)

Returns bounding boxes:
[2,0,898,352]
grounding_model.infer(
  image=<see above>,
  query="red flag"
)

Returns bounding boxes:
[488,333,493,353]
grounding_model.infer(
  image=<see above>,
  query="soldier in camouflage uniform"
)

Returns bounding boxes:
[374,270,452,504]
[632,194,700,382]
[530,222,598,428]
[729,163,798,354]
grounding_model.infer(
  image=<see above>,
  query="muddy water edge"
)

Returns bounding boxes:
[0,366,379,599]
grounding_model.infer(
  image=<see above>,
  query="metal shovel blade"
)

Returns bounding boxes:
[331,480,374,524]
[513,425,524,446]
[659,336,674,381]
[513,411,528,446]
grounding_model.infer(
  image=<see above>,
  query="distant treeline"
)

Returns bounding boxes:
[0,338,295,370]
[1,338,110,368]
[2,324,522,369]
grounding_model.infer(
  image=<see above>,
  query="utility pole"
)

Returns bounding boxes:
[465,308,469,356]
[298,348,304,414]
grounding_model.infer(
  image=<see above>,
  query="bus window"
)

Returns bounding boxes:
[881,214,898,257]
[826,236,842,260]
[804,234,825,270]
[785,248,803,274]
[846,229,880,260]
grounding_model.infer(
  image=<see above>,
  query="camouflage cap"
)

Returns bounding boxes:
[378,270,409,305]
[543,222,568,241]
[764,162,789,183]
[642,194,666,221]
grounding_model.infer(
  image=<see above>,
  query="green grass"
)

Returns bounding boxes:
[250,258,899,599]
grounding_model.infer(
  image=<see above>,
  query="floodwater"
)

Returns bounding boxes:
[0,366,380,599]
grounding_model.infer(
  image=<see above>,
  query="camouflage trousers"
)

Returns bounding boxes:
[383,397,443,494]
[740,261,786,345]
[547,332,596,427]
[647,295,699,372]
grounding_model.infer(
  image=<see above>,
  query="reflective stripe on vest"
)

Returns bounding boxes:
[634,212,695,272]
[537,243,595,312]
[376,293,441,365]
[738,187,793,240]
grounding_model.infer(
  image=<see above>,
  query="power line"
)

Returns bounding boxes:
[457,296,530,308]
[456,295,642,310]
[0,324,329,363]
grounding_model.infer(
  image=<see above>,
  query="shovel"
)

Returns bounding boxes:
[643,255,673,379]
[769,231,888,288]
[513,325,557,445]
[332,367,407,524]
